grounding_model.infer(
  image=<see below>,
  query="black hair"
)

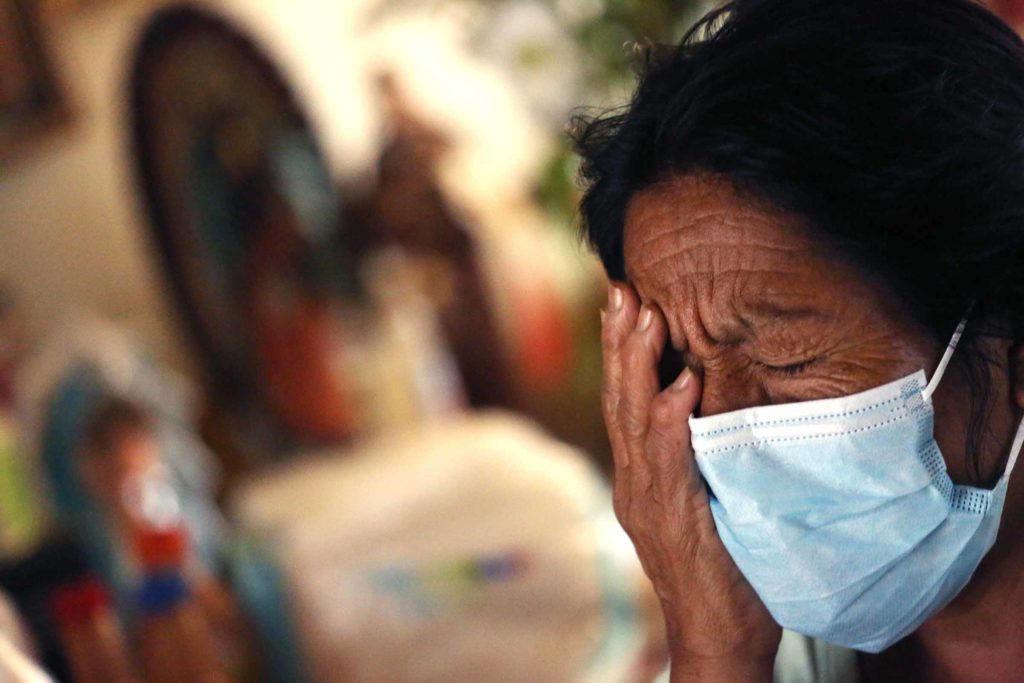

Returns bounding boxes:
[572,0,1024,483]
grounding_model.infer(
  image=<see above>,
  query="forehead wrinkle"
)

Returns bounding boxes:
[698,266,754,346]
[629,241,810,279]
[632,255,817,346]
[623,187,812,287]
[627,210,824,286]
[650,272,832,359]
[638,269,746,354]
[625,206,813,276]
[623,175,832,353]
[637,266,812,296]
[626,203,809,251]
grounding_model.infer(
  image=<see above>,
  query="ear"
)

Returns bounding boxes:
[1010,342,1024,410]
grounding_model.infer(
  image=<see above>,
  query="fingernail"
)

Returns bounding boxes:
[599,309,607,325]
[609,285,623,312]
[672,368,693,392]
[637,306,653,332]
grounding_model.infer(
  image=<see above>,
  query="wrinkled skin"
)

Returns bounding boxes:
[601,174,1024,681]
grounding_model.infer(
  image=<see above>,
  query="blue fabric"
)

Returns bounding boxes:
[136,572,189,615]
[690,368,1013,653]
[227,538,312,683]
[39,367,132,614]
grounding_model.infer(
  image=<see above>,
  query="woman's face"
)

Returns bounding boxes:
[622,174,1015,486]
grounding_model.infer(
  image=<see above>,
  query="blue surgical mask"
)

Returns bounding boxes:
[689,319,1024,653]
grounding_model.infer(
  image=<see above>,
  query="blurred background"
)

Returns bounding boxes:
[0,0,1021,681]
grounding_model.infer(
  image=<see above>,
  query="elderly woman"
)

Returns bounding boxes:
[574,0,1024,681]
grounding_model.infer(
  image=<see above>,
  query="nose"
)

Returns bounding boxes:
[695,363,769,417]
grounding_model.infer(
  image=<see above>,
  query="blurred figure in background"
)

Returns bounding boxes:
[77,395,255,681]
[348,73,518,411]
[78,397,177,542]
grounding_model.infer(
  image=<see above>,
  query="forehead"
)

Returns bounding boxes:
[622,175,842,309]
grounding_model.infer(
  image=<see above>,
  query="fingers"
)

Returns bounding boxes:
[646,367,704,504]
[619,304,669,505]
[602,286,700,526]
[602,282,641,467]
[618,303,668,452]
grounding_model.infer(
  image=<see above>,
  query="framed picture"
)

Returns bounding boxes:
[0,0,67,165]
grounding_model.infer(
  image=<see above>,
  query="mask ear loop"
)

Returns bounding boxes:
[1004,415,1024,480]
[921,307,1023,481]
[922,316,970,403]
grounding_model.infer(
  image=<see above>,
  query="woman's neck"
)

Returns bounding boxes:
[914,503,1024,682]
[856,493,1024,683]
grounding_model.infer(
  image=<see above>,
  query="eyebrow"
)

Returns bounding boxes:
[738,301,826,327]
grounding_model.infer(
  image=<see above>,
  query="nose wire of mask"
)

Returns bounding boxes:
[689,313,1023,652]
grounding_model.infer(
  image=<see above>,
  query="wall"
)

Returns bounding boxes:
[0,0,386,375]
[0,0,188,370]
[0,0,553,380]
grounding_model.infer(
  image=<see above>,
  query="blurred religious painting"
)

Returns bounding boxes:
[0,0,67,165]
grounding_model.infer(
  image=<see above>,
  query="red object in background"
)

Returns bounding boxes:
[251,291,355,441]
[244,200,356,443]
[50,578,140,683]
[992,0,1024,25]
[513,283,574,392]
[133,526,188,571]
[50,579,110,626]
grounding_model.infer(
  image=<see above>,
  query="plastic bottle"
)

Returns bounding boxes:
[134,527,234,683]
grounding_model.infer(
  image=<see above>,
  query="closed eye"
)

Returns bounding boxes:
[757,358,820,376]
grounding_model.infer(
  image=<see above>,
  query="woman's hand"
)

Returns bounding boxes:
[600,283,781,682]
